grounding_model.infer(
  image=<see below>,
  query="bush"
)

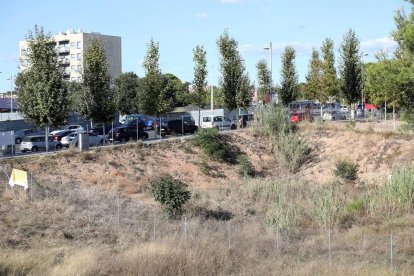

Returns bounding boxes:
[193,128,229,161]
[276,132,310,173]
[314,185,343,228]
[237,154,254,177]
[334,159,358,182]
[382,166,414,213]
[253,105,296,138]
[150,176,191,218]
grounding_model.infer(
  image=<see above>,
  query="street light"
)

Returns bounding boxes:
[6,76,13,114]
[361,53,369,117]
[263,42,273,104]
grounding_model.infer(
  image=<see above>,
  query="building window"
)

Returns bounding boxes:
[71,42,76,48]
[77,53,82,60]
[77,41,81,49]
[77,65,82,71]
[71,54,75,60]
[71,65,76,71]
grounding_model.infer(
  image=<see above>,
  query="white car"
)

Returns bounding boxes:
[69,132,106,147]
[201,115,237,131]
[65,125,85,132]
[322,110,347,121]
[61,132,79,148]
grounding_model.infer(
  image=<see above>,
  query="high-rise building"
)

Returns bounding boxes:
[19,29,122,82]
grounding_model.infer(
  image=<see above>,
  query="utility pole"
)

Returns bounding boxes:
[264,42,273,104]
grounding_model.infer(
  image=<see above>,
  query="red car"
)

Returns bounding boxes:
[290,112,303,123]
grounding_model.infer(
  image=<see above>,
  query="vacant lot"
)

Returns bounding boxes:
[0,123,413,275]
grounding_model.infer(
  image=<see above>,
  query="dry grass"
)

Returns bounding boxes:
[1,127,414,275]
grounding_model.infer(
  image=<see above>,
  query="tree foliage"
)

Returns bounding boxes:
[217,30,247,111]
[141,39,172,116]
[303,48,322,101]
[163,73,188,108]
[339,29,363,105]
[280,46,299,106]
[76,39,115,123]
[192,45,208,108]
[114,72,140,114]
[15,25,69,127]
[320,38,339,102]
[236,73,253,110]
[256,59,271,104]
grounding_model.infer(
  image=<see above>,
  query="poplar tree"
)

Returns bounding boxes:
[15,25,69,128]
[217,30,246,112]
[77,39,115,124]
[140,39,172,116]
[279,46,299,106]
[256,59,271,104]
[303,48,322,101]
[320,38,339,102]
[192,45,208,126]
[339,29,363,106]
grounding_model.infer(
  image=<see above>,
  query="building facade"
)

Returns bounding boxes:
[19,29,122,82]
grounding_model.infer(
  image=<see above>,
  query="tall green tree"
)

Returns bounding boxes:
[303,48,322,101]
[76,39,115,124]
[192,45,208,126]
[114,72,140,115]
[279,46,299,106]
[15,25,69,128]
[217,30,247,112]
[140,39,172,116]
[339,29,363,106]
[256,59,271,104]
[163,73,187,108]
[320,38,339,102]
[236,73,253,111]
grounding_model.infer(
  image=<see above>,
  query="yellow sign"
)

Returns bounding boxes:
[9,169,28,190]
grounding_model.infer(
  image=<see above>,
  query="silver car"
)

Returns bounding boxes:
[20,135,63,152]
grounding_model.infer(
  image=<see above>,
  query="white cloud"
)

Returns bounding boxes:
[361,36,397,53]
[194,12,208,19]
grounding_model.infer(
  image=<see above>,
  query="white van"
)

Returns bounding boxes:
[201,115,236,131]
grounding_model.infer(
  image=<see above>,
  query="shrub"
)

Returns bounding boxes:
[253,105,296,138]
[150,176,191,218]
[382,166,414,213]
[193,128,229,161]
[276,132,310,173]
[334,159,358,182]
[314,185,343,228]
[237,154,255,177]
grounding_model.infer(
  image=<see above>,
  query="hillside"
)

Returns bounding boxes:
[0,123,413,275]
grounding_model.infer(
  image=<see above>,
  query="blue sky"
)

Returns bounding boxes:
[0,0,410,92]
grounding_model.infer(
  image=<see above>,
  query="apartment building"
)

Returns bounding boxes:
[19,29,122,82]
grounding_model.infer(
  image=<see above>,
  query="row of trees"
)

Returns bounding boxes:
[15,27,253,131]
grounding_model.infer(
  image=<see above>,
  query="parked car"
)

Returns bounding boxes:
[201,115,236,130]
[123,118,146,131]
[65,125,85,132]
[91,123,121,136]
[108,126,149,143]
[290,112,303,123]
[20,135,63,152]
[322,110,347,121]
[14,129,40,144]
[69,132,107,147]
[232,114,253,128]
[61,132,79,148]
[156,118,198,136]
[51,130,75,141]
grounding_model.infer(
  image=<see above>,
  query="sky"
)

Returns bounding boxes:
[0,0,411,92]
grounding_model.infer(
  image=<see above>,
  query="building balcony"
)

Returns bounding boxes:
[59,47,70,54]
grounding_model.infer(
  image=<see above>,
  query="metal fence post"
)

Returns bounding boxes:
[153,208,156,241]
[390,233,394,271]
[328,228,332,268]
[227,220,231,249]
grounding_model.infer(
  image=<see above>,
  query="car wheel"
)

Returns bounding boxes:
[31,146,38,152]
[231,124,236,130]
[99,139,104,145]
[21,150,26,153]
[75,142,78,147]
[215,126,220,131]
[121,137,126,143]
[15,138,22,144]
[56,144,62,150]
[143,134,148,140]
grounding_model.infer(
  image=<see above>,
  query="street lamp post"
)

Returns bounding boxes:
[361,53,368,117]
[6,76,13,114]
[263,42,273,104]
